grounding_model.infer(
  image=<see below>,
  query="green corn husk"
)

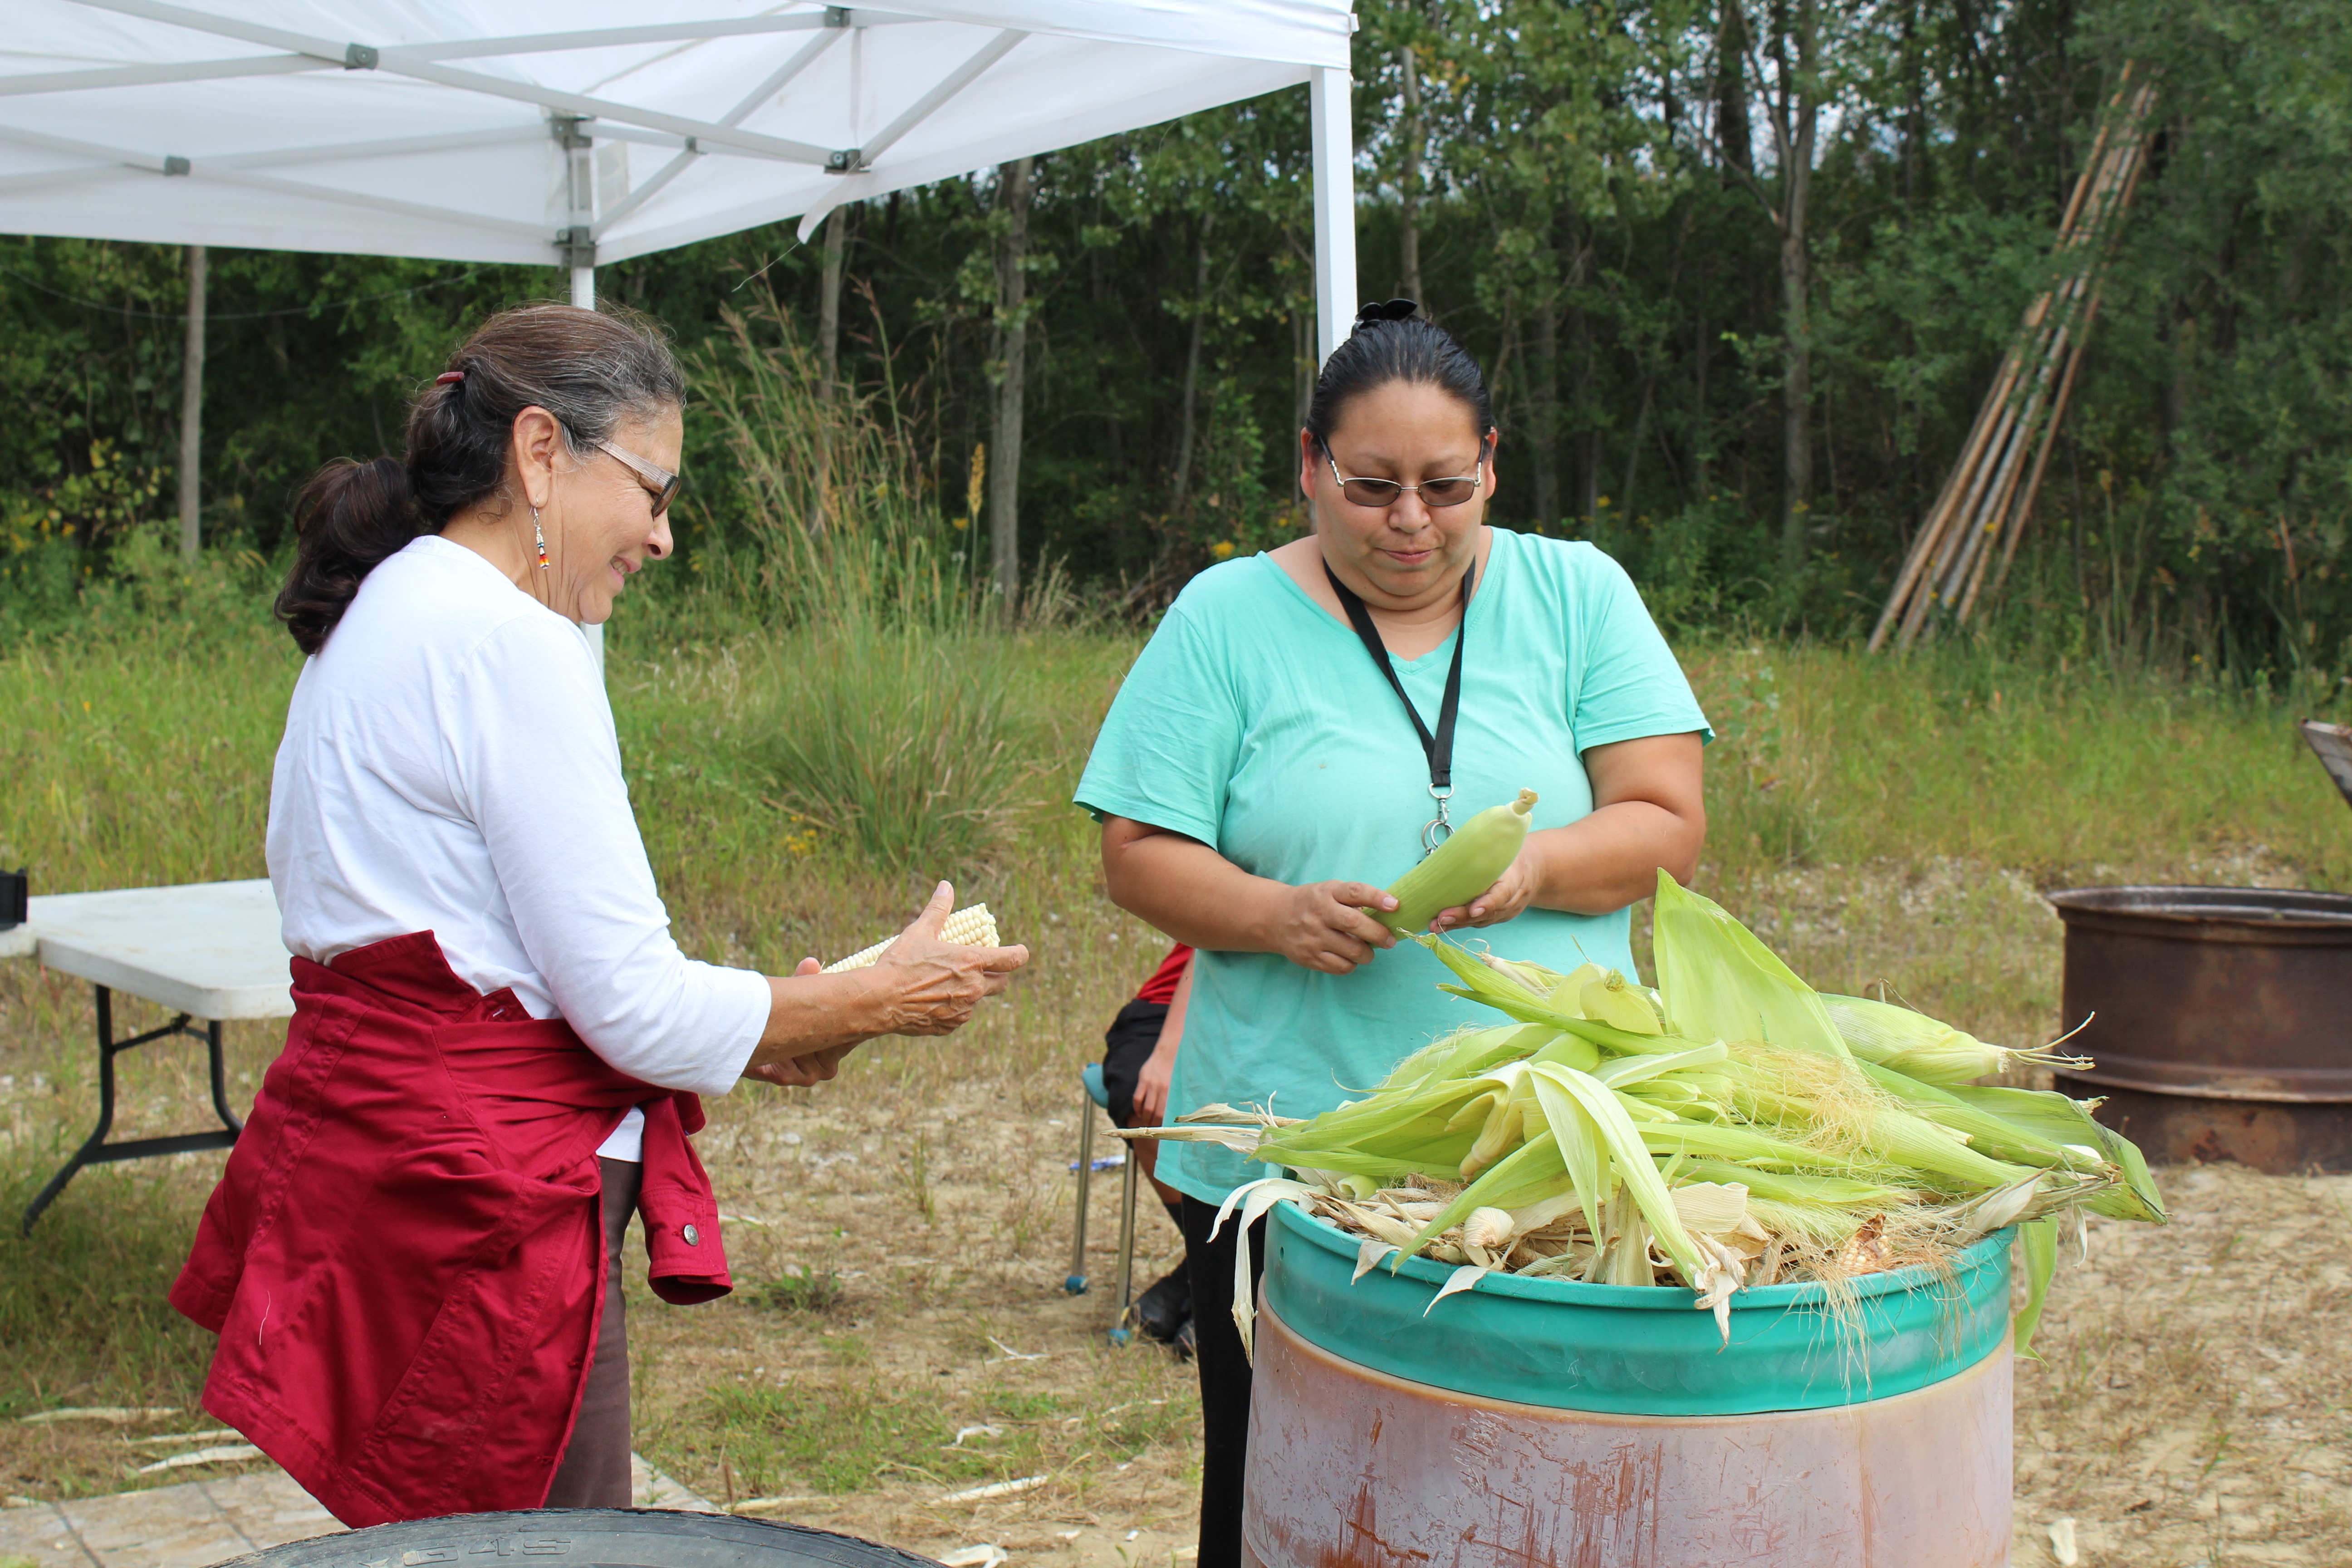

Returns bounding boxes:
[2012,1216,2060,1360]
[1582,970,1666,1034]
[1377,1023,1552,1092]
[1854,1059,2088,1173]
[1667,1158,1916,1210]
[1527,1061,1707,1277]
[1823,992,2094,1086]
[1652,872,1851,1061]
[1401,1131,1570,1255]
[1150,871,2162,1325]
[1635,1118,1893,1176]
[1945,1084,2167,1223]
[1431,978,1696,1060]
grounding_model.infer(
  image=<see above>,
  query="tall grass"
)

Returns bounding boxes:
[673,296,1075,871]
[1686,640,2352,891]
[684,297,972,633]
[0,608,296,892]
[739,620,1041,874]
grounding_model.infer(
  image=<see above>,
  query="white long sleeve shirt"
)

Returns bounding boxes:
[267,534,769,1159]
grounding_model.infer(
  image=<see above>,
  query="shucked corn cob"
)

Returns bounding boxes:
[821,904,1001,972]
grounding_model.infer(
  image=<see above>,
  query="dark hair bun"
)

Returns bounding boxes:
[1307,304,1494,446]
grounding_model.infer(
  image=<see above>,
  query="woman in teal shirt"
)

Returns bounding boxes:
[1074,301,1709,1566]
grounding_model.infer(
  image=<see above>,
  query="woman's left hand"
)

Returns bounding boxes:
[745,958,857,1087]
[1430,843,1544,932]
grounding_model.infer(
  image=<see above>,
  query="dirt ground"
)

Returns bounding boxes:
[5,854,2351,1566]
[645,1078,2352,1568]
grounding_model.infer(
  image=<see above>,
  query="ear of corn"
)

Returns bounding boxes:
[822,904,1000,972]
[1380,789,1538,935]
[1823,992,2095,1085]
[1132,871,2161,1352]
[1945,1085,2167,1222]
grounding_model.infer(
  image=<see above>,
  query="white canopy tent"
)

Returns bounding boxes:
[2,1,1360,355]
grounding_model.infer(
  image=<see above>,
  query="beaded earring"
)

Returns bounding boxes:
[532,507,550,571]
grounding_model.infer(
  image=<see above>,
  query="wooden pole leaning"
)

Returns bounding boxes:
[1871,69,2156,649]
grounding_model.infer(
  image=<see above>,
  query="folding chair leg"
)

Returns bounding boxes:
[1113,1140,1140,1319]
[1064,1090,1093,1295]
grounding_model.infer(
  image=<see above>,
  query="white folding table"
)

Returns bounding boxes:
[10,879,292,1232]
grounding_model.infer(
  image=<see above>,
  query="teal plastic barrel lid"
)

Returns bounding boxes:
[1260,1200,2013,1416]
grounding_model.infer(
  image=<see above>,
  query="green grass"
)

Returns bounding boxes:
[1687,642,2352,888]
[9,603,2352,1501]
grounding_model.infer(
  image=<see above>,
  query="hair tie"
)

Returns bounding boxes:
[1355,298,1419,327]
[435,370,465,386]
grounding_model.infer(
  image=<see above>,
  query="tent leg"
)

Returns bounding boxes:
[178,244,206,562]
[570,263,605,678]
[1308,64,1357,368]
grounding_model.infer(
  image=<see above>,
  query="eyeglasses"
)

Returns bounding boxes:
[1320,439,1490,510]
[593,438,683,517]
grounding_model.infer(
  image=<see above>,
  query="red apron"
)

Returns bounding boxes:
[170,930,732,1527]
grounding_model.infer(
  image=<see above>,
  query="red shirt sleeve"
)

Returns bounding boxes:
[1134,943,1193,1005]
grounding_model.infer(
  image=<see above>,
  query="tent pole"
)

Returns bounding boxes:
[569,263,605,675]
[1308,64,1357,367]
[178,244,206,562]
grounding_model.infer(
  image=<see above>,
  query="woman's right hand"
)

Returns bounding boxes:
[860,882,1030,1035]
[1266,882,1400,975]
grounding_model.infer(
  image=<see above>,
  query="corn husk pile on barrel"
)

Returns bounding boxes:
[1150,871,2164,1354]
[1131,823,2168,1568]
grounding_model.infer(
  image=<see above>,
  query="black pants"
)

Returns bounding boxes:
[1101,997,1171,1129]
[1180,1196,1267,1568]
[544,1156,639,1509]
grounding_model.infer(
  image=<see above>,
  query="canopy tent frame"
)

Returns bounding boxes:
[7,0,1362,572]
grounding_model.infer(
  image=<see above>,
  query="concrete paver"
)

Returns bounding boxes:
[0,1455,714,1568]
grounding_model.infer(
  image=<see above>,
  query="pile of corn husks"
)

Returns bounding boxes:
[1138,873,2166,1354]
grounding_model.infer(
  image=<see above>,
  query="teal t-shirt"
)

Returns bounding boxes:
[1074,527,1711,1206]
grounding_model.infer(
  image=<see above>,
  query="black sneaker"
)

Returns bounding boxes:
[1170,1312,1196,1362]
[1131,1266,1190,1343]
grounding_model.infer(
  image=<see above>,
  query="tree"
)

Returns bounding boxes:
[987,157,1035,614]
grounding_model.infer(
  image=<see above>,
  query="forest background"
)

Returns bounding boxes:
[3,0,2349,672]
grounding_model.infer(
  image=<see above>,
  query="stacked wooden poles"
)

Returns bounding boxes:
[1870,68,2159,652]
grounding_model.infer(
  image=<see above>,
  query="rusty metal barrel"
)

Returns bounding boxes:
[2046,885,2352,1173]
[1241,1203,2015,1568]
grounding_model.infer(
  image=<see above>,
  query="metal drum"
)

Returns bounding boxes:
[1240,1203,2015,1568]
[2046,885,2352,1173]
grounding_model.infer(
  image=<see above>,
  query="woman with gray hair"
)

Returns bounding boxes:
[172,304,1025,1527]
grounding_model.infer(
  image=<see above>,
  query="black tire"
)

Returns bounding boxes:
[211,1507,944,1568]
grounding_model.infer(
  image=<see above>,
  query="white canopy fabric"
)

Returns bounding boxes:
[3,0,1360,356]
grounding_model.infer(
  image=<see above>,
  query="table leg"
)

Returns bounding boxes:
[206,1019,244,1137]
[21,985,242,1234]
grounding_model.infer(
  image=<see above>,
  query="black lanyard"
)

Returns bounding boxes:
[1323,558,1474,854]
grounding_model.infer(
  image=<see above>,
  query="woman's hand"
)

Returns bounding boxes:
[1133,1033,1176,1123]
[745,958,854,1087]
[743,887,1029,1083]
[1430,843,1544,932]
[858,882,1030,1036]
[1268,881,1400,975]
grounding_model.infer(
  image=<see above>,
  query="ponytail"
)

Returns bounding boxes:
[274,457,421,656]
[272,303,684,655]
